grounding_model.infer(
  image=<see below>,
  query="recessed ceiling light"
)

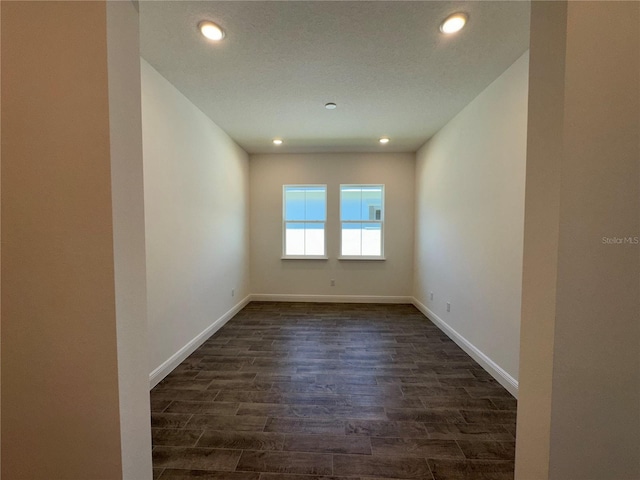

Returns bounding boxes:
[273,139,283,145]
[198,21,225,41]
[325,103,337,110]
[379,137,390,144]
[440,13,468,34]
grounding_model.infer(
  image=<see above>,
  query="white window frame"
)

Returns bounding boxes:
[282,184,328,260]
[339,184,385,260]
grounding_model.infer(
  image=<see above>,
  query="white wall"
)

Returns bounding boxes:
[2,2,127,477]
[414,52,529,393]
[516,2,639,478]
[107,2,153,478]
[250,153,415,300]
[141,59,250,383]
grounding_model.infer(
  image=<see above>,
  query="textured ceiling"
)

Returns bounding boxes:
[140,1,530,154]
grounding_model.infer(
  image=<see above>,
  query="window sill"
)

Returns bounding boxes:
[281,256,329,260]
[338,256,386,261]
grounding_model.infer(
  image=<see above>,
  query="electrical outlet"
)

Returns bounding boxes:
[330,279,335,286]
[430,292,434,301]
[446,302,451,312]
[231,289,235,297]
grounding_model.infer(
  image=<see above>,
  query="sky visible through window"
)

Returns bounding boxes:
[284,187,326,221]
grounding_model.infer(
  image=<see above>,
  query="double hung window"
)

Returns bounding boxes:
[340,185,384,258]
[283,185,327,258]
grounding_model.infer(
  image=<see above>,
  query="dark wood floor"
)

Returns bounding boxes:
[151,302,517,480]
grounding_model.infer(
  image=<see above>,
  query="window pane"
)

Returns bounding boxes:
[362,222,382,256]
[285,222,305,255]
[361,187,383,221]
[342,223,382,256]
[284,188,305,221]
[341,185,383,222]
[305,187,326,221]
[341,187,362,221]
[286,222,325,256]
[341,222,362,256]
[285,186,326,221]
[304,223,325,255]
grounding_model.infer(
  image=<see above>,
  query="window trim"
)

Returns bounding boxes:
[282,184,328,259]
[339,184,385,259]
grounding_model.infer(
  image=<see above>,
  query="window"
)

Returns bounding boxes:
[283,185,327,258]
[340,184,384,258]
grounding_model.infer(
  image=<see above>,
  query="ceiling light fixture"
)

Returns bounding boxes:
[440,13,468,34]
[325,103,337,110]
[379,137,390,144]
[273,139,283,145]
[198,21,225,41]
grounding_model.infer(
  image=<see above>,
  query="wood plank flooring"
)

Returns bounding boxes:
[151,302,517,480]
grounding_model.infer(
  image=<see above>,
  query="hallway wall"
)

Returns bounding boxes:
[413,52,529,393]
[107,2,153,478]
[141,60,251,384]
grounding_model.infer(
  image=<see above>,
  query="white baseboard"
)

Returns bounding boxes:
[149,295,251,389]
[149,293,518,398]
[250,294,413,304]
[412,297,519,398]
